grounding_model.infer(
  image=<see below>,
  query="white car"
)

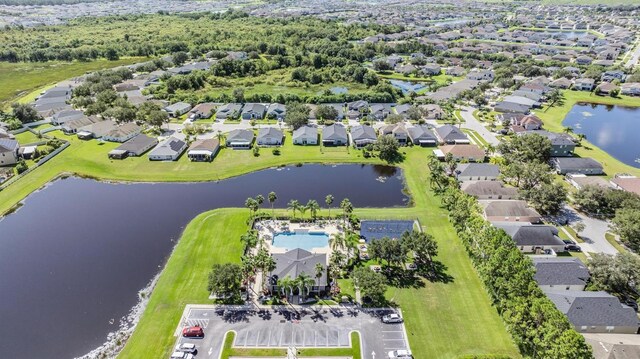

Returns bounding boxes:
[388,350,412,359]
[382,313,403,323]
[175,342,197,353]
[170,351,194,359]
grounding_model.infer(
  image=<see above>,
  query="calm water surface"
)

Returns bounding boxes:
[0,164,407,359]
[562,103,640,168]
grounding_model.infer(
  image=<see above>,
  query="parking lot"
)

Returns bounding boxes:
[174,305,411,359]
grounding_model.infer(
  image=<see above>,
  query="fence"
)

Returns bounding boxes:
[0,141,70,191]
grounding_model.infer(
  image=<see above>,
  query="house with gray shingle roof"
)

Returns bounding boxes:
[407,125,437,146]
[435,125,470,144]
[292,126,318,146]
[379,123,409,145]
[461,181,518,200]
[226,129,254,149]
[148,136,187,161]
[454,163,500,181]
[350,125,377,148]
[0,139,19,166]
[241,103,267,120]
[552,157,604,175]
[533,258,590,291]
[493,223,565,252]
[164,102,192,117]
[216,103,243,120]
[266,103,286,121]
[270,249,327,294]
[545,291,640,334]
[322,124,348,146]
[257,127,284,146]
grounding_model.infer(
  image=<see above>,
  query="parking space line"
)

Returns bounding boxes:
[279,330,283,346]
[255,330,261,347]
[326,329,329,346]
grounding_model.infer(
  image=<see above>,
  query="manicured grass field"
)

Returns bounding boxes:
[117,149,520,359]
[13,130,41,145]
[0,58,147,107]
[536,90,640,178]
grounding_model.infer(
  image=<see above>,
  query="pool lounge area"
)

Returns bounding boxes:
[272,231,329,252]
[255,220,342,257]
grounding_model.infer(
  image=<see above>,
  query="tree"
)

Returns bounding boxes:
[340,198,353,229]
[314,262,325,286]
[245,197,259,217]
[148,110,168,128]
[172,51,189,66]
[255,247,276,290]
[546,89,565,108]
[573,222,586,238]
[11,103,41,124]
[287,199,301,219]
[501,161,553,190]
[520,181,567,215]
[232,88,245,103]
[240,230,259,252]
[325,194,334,218]
[402,231,438,267]
[369,236,408,267]
[284,102,310,130]
[375,135,400,163]
[497,133,552,164]
[306,199,320,220]
[588,252,640,297]
[268,191,277,218]
[329,232,346,252]
[352,267,387,304]
[255,194,265,207]
[296,273,315,300]
[372,60,392,72]
[406,106,422,122]
[315,105,338,121]
[207,263,243,300]
[386,114,403,124]
[612,208,640,251]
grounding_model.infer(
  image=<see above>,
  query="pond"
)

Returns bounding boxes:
[562,103,640,168]
[0,164,408,359]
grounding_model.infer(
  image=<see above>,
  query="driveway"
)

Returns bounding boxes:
[174,305,411,359]
[558,205,618,255]
[458,106,500,146]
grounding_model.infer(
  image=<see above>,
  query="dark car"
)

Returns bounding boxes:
[562,239,575,245]
[182,326,204,338]
[623,298,638,312]
[565,244,582,252]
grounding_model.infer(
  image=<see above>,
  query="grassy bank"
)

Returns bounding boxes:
[536,90,640,178]
[118,149,519,359]
[0,58,147,107]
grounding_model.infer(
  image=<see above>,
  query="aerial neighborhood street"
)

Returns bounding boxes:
[1,1,640,359]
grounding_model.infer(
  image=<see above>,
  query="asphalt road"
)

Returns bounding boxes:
[174,305,411,359]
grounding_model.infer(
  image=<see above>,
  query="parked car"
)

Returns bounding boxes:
[176,342,197,353]
[388,350,412,359]
[182,326,204,338]
[623,298,638,312]
[382,313,403,324]
[565,244,582,252]
[170,351,194,359]
[562,239,575,245]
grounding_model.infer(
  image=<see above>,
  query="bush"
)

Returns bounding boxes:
[272,148,281,155]
[15,160,28,174]
[252,146,260,157]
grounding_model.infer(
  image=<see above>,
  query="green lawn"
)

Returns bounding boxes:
[605,232,626,253]
[536,91,640,178]
[0,58,147,107]
[13,130,41,145]
[117,148,519,359]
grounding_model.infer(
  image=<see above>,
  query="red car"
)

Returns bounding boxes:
[182,326,204,338]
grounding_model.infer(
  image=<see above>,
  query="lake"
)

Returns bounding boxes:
[0,164,408,359]
[562,103,640,168]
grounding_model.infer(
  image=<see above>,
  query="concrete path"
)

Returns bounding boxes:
[458,106,500,146]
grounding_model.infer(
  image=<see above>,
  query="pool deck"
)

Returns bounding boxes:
[254,220,344,260]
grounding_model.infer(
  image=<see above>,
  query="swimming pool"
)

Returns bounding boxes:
[272,232,329,251]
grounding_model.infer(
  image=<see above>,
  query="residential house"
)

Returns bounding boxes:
[511,114,543,131]
[494,101,530,114]
[61,116,102,134]
[188,103,217,120]
[0,139,19,166]
[550,77,573,89]
[436,144,485,162]
[455,163,500,182]
[102,123,141,143]
[596,82,619,96]
[610,175,640,196]
[266,103,287,121]
[601,70,626,83]
[379,123,409,145]
[493,223,566,252]
[407,125,437,146]
[482,200,542,223]
[292,126,318,145]
[226,129,254,149]
[421,104,445,120]
[241,103,267,120]
[421,64,441,76]
[369,103,393,121]
[461,181,518,200]
[350,125,377,148]
[76,120,118,140]
[552,157,604,175]
[187,138,220,162]
[620,83,640,96]
[446,66,466,77]
[164,102,192,117]
[215,103,243,120]
[467,70,494,81]
[435,125,470,144]
[257,127,284,146]
[108,134,158,159]
[545,291,640,334]
[148,136,187,161]
[270,249,328,295]
[575,55,594,65]
[322,124,348,146]
[394,104,412,119]
[574,78,595,91]
[532,258,590,292]
[522,130,575,156]
[567,173,611,190]
[50,109,85,125]
[323,103,345,120]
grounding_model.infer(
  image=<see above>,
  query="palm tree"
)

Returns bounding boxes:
[287,199,300,219]
[296,273,315,300]
[245,197,258,218]
[563,126,574,135]
[277,277,294,298]
[576,133,586,145]
[307,200,320,220]
[268,192,277,218]
[329,232,347,251]
[216,130,226,147]
[340,198,353,229]
[325,195,334,218]
[299,204,308,219]
[255,195,265,207]
[314,263,325,286]
[485,143,495,156]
